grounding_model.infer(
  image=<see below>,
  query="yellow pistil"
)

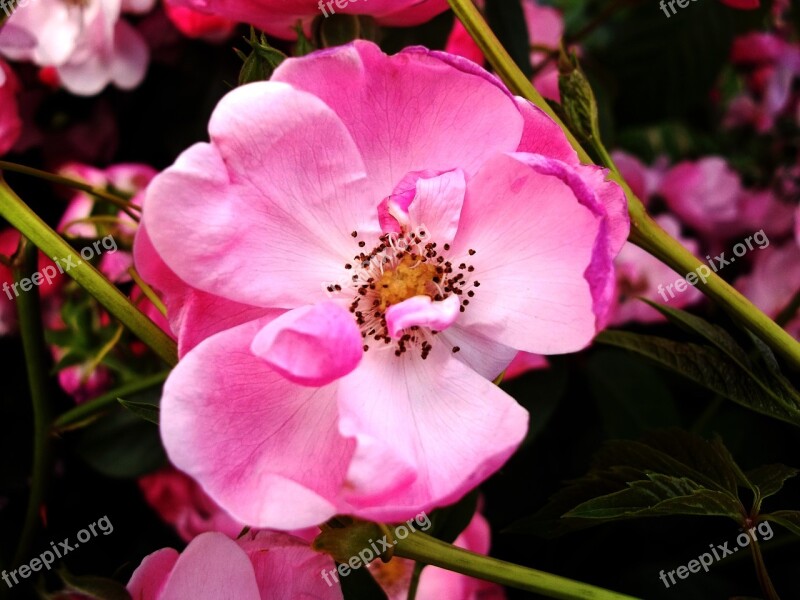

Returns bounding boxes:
[375,255,438,311]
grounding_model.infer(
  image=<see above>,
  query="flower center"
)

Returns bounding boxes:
[325,227,480,359]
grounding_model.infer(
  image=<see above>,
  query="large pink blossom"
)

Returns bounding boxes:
[166,0,447,40]
[140,41,628,528]
[0,0,153,96]
[127,530,341,599]
[0,59,21,156]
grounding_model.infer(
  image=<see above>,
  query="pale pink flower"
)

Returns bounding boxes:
[445,0,569,102]
[139,468,243,541]
[0,0,154,96]
[140,41,628,528]
[736,242,800,328]
[128,530,341,599]
[166,0,447,40]
[610,215,703,325]
[0,59,21,156]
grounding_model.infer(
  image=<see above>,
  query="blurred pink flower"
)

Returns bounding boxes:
[0,59,21,156]
[166,0,447,39]
[445,0,569,101]
[128,530,341,599]
[658,157,743,240]
[719,0,759,8]
[140,41,628,528]
[0,0,154,95]
[139,468,243,541]
[610,215,703,325]
[51,347,114,404]
[736,241,800,327]
[163,2,236,41]
[369,511,505,599]
[611,150,667,206]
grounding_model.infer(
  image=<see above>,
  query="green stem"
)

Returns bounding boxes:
[748,538,781,600]
[11,239,53,567]
[52,371,170,432]
[0,161,141,222]
[446,0,800,370]
[392,528,641,599]
[0,180,177,366]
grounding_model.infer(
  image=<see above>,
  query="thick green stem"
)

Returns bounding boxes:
[11,239,53,567]
[53,371,169,432]
[748,538,781,600]
[446,0,800,370]
[392,529,641,599]
[0,180,177,366]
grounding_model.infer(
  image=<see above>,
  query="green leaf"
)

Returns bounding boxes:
[565,473,744,521]
[596,330,800,427]
[58,569,131,600]
[237,28,287,85]
[762,511,800,537]
[118,398,159,425]
[745,465,799,502]
[72,405,166,478]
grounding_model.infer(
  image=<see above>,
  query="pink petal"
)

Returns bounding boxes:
[127,548,179,599]
[437,325,517,380]
[503,352,549,380]
[144,82,378,309]
[158,533,261,600]
[160,317,354,529]
[237,530,342,599]
[514,97,579,165]
[385,295,460,339]
[272,42,524,197]
[450,153,616,354]
[337,343,528,520]
[251,302,363,386]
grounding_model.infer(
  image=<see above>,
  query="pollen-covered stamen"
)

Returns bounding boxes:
[338,229,479,358]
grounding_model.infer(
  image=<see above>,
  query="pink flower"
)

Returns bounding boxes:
[139,468,243,541]
[163,2,236,42]
[503,352,549,380]
[0,59,21,156]
[611,151,666,205]
[737,188,796,240]
[369,511,504,599]
[610,215,703,326]
[445,0,569,102]
[57,162,156,283]
[657,157,743,239]
[719,0,759,8]
[0,228,63,336]
[52,348,114,404]
[141,41,628,528]
[128,530,341,599]
[0,0,153,96]
[736,241,800,324]
[166,0,447,40]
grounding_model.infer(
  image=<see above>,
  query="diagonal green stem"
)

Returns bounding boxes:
[11,239,53,567]
[53,371,169,432]
[0,180,177,366]
[447,0,800,370]
[392,528,640,599]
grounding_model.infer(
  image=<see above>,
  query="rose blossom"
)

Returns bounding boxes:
[0,0,154,96]
[127,530,341,599]
[140,41,628,529]
[163,1,236,41]
[165,0,447,40]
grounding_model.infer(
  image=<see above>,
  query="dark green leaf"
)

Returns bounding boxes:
[596,330,800,427]
[746,465,799,501]
[761,511,800,537]
[118,398,159,425]
[72,406,167,478]
[565,473,744,521]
